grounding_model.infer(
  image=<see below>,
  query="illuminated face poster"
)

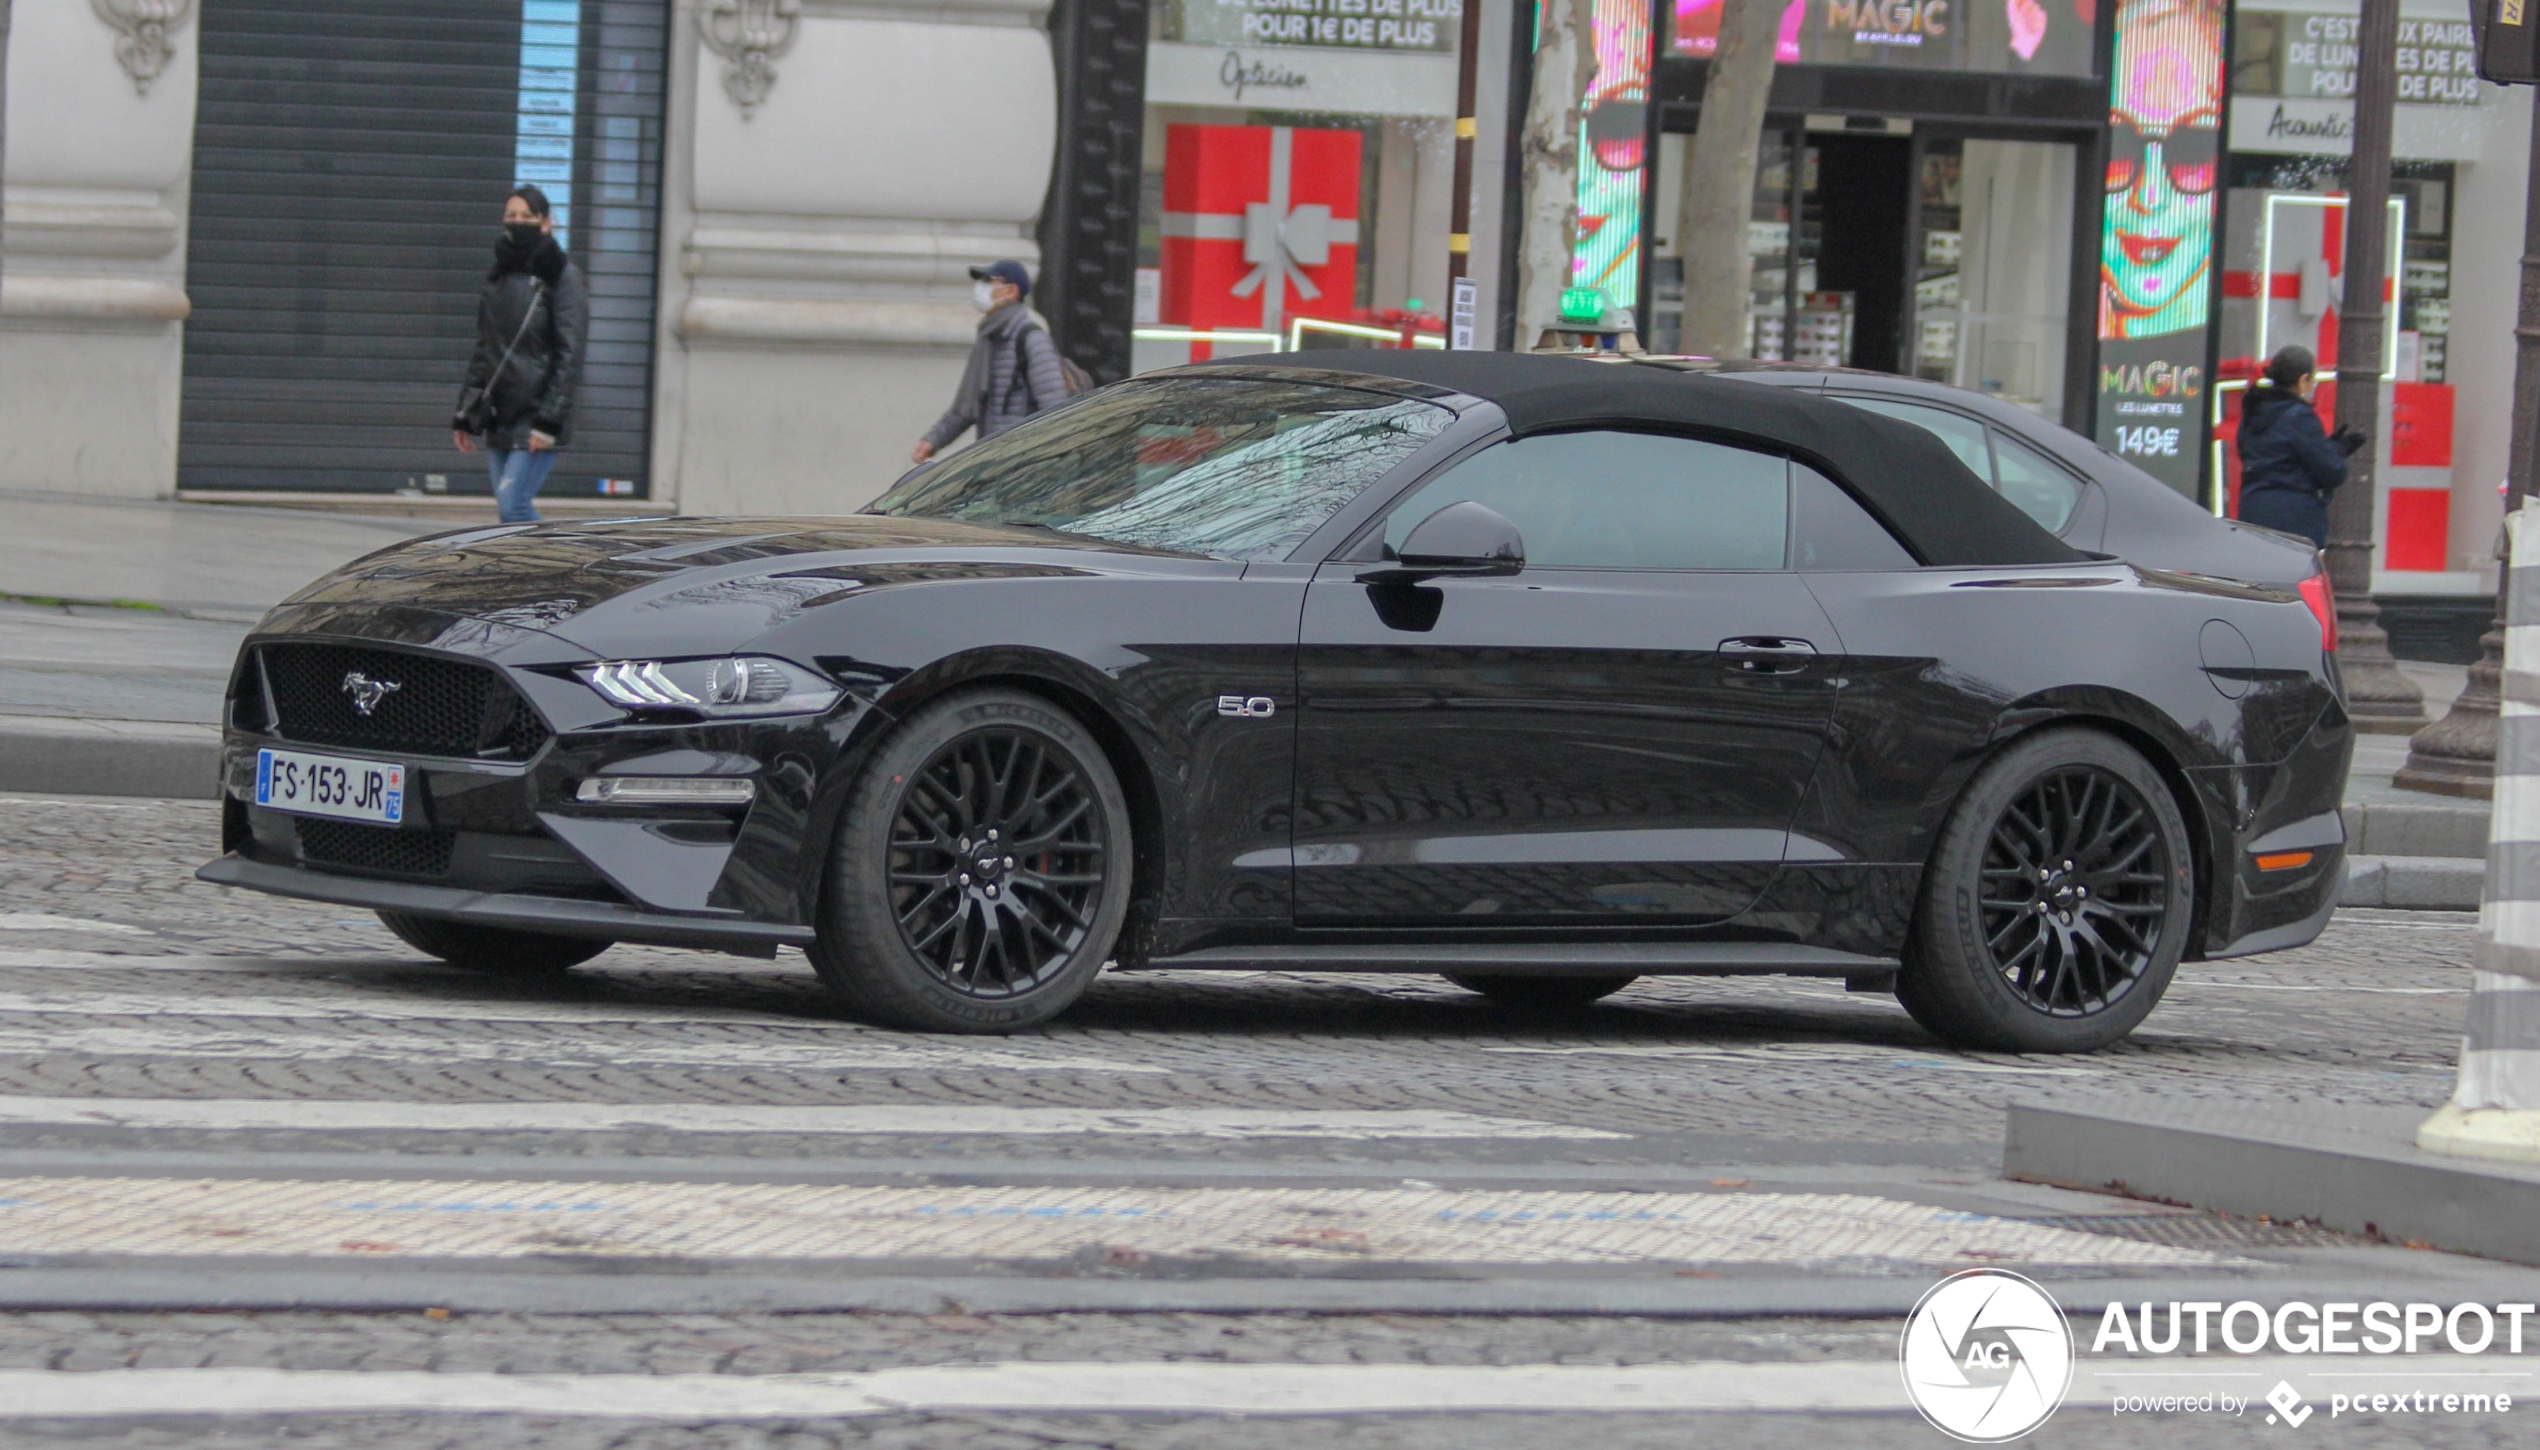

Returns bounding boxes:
[2094,0,2225,497]
[1570,0,1652,322]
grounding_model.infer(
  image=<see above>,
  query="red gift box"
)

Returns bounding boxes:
[1160,124,1362,335]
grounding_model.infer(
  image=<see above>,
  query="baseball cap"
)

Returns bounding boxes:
[969,260,1031,297]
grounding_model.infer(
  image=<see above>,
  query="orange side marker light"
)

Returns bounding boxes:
[2254,851,2315,872]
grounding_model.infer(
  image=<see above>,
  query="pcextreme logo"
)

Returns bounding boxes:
[1900,1269,2075,1442]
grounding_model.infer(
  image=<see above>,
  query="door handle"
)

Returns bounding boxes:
[1718,637,1817,674]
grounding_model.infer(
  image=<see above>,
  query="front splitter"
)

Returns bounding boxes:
[194,852,814,953]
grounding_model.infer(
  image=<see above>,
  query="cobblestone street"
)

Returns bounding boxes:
[0,791,2532,1446]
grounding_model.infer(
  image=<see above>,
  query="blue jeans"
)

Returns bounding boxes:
[487,447,560,523]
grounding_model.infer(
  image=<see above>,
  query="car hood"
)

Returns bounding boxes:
[263,515,1207,657]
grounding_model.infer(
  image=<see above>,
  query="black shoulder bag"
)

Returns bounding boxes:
[456,282,545,435]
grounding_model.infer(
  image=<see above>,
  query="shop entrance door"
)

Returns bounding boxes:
[1652,124,2081,405]
[1906,139,2079,424]
[1651,126,1911,369]
[1807,135,1913,373]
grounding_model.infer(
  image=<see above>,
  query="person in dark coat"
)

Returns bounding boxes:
[2235,344,2366,547]
[911,260,1070,464]
[453,185,590,523]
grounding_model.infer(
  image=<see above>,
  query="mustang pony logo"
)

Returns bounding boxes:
[340,672,402,717]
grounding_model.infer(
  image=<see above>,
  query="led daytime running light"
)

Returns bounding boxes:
[590,660,699,707]
[577,656,842,719]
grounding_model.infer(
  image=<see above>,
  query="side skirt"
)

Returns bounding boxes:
[1139,941,1900,978]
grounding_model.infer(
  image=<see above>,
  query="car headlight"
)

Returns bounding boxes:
[578,656,841,718]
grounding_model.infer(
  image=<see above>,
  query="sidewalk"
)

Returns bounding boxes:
[0,491,466,796]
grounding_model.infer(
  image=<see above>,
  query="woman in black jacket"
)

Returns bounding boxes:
[453,186,590,523]
[2235,344,2365,547]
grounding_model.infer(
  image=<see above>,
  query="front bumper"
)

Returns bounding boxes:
[195,852,815,953]
[201,635,865,948]
[202,707,837,947]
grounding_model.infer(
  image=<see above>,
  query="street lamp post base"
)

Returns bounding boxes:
[2394,624,2505,798]
[2335,598,2429,734]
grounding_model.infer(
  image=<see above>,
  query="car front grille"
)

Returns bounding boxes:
[253,643,550,761]
[294,818,457,878]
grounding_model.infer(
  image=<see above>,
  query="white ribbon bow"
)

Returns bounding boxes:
[1232,202,1333,311]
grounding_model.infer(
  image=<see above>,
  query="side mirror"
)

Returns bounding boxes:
[1355,500,1526,585]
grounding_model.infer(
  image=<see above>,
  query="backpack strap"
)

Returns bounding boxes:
[1006,318,1050,411]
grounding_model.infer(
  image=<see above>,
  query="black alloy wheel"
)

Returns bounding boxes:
[1977,767,2170,1017]
[889,728,1108,996]
[814,688,1132,1031]
[1897,727,2192,1053]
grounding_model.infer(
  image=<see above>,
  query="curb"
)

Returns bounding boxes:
[2339,854,2482,910]
[2342,799,2490,860]
[2005,1098,2540,1267]
[0,716,218,800]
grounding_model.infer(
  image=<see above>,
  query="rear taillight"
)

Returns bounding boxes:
[2298,569,2339,652]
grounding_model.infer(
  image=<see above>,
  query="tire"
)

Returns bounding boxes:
[811,687,1134,1032]
[377,911,610,975]
[1444,974,1638,1010]
[1896,726,2194,1054]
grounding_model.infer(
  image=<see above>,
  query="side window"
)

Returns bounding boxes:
[1990,431,2086,534]
[1836,396,1995,483]
[1380,430,1790,570]
[1792,465,1918,570]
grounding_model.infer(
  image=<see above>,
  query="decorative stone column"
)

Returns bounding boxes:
[652,0,1059,515]
[0,1,197,498]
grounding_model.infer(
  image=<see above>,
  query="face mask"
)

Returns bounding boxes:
[972,280,998,313]
[504,221,544,249]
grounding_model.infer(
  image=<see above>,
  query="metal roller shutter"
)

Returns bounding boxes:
[179,0,664,500]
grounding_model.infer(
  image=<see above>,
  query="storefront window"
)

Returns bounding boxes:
[1134,2,1464,371]
[2214,1,2479,566]
[2216,154,2448,551]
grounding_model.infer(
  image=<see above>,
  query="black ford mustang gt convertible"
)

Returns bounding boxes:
[200,351,2351,1052]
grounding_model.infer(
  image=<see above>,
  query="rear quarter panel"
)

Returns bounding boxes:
[1791,564,2343,955]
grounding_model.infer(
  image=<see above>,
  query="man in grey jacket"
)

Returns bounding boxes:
[911,261,1070,464]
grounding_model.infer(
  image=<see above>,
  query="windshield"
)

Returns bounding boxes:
[869,377,1455,561]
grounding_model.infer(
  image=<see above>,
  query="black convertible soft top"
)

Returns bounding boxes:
[1215,350,2084,567]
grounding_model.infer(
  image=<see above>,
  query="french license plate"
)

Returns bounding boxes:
[255,748,405,825]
